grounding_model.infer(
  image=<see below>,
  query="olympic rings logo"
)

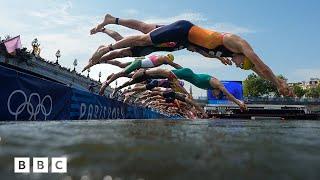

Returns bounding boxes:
[7,90,53,120]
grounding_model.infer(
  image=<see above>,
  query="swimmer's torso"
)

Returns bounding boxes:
[188,25,224,50]
[141,55,166,68]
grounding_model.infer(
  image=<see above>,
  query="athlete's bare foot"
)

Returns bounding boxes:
[83,45,110,72]
[90,14,116,35]
[103,14,116,25]
[90,27,101,35]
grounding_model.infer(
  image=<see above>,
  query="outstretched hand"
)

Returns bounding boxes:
[90,26,105,35]
[278,79,295,97]
[238,101,248,112]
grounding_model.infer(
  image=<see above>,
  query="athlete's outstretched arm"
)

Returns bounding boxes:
[184,97,207,118]
[173,81,191,98]
[111,78,146,97]
[187,44,232,65]
[210,77,247,111]
[125,85,147,93]
[109,34,153,52]
[240,42,293,96]
[99,71,129,95]
[167,61,183,69]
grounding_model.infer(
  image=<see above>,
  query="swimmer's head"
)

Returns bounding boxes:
[232,54,254,70]
[242,56,254,70]
[166,53,174,62]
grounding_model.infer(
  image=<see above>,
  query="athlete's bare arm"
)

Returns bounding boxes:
[224,34,293,96]
[167,61,183,69]
[187,44,232,65]
[210,77,247,111]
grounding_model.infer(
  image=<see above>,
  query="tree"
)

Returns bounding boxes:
[292,84,306,98]
[243,73,287,97]
[305,85,320,98]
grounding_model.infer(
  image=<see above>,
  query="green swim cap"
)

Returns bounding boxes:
[242,56,254,70]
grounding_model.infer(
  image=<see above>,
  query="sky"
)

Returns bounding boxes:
[1,0,319,97]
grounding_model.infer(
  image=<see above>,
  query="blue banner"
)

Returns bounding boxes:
[0,64,172,121]
[0,65,71,120]
[70,89,170,120]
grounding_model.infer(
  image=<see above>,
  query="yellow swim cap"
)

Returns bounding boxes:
[167,54,174,62]
[242,56,254,70]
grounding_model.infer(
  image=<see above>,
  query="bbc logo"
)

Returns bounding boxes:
[14,157,67,173]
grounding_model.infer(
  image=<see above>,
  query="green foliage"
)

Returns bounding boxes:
[292,84,306,98]
[305,85,320,98]
[243,73,285,97]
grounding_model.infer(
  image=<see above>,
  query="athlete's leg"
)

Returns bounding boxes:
[88,34,153,61]
[93,14,159,34]
[83,47,133,71]
[100,48,133,63]
[209,77,247,111]
[108,20,194,52]
[102,28,124,41]
[109,34,153,52]
[106,60,131,68]
[132,68,170,79]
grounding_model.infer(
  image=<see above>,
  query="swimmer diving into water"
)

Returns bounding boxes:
[110,67,247,111]
[83,17,231,71]
[88,14,293,97]
[98,53,182,95]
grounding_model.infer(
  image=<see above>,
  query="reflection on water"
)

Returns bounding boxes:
[0,119,320,180]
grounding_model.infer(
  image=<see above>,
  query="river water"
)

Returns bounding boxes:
[0,119,320,180]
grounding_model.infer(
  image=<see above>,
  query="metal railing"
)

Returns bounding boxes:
[244,97,320,105]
